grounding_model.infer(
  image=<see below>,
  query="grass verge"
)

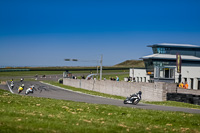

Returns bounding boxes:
[0,89,200,133]
[143,101,200,110]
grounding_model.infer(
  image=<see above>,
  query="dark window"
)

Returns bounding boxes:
[184,78,187,82]
[198,79,200,90]
[153,48,158,54]
[191,78,193,89]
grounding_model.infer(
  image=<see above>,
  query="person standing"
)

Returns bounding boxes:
[116,76,119,82]
[179,82,184,88]
[184,82,188,89]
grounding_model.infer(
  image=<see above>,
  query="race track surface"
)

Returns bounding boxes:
[4,81,200,114]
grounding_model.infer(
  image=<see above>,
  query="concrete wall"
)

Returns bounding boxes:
[63,78,177,101]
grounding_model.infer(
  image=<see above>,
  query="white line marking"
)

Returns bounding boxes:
[6,81,14,94]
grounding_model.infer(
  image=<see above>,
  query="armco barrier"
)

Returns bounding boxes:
[167,87,200,105]
[63,78,177,101]
[167,93,200,105]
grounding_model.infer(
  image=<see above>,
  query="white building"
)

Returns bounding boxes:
[129,68,150,82]
[130,43,200,90]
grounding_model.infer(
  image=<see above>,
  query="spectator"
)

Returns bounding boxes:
[116,76,119,81]
[184,82,188,89]
[179,82,184,88]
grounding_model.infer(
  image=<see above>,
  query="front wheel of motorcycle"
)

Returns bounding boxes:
[132,99,140,105]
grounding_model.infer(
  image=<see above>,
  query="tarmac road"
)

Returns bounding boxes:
[4,81,200,114]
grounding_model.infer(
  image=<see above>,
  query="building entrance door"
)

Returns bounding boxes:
[198,81,200,90]
[190,78,194,89]
[165,68,169,78]
[198,78,200,90]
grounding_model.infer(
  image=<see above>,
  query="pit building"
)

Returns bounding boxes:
[130,43,200,90]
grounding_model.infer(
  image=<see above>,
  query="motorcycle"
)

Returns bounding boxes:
[124,91,142,105]
[18,84,24,94]
[25,85,34,95]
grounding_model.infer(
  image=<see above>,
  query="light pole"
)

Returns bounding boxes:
[64,55,103,80]
[100,55,103,80]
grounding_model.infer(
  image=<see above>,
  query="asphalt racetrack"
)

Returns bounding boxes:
[4,81,200,114]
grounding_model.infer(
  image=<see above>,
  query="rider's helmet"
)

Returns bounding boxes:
[31,85,34,88]
[21,84,24,87]
[138,91,142,95]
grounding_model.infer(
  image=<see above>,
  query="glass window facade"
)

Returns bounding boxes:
[145,60,154,72]
[152,47,170,54]
[154,66,175,79]
[152,46,200,57]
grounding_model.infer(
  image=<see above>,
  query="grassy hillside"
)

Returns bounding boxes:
[114,60,145,68]
[0,89,200,133]
[0,60,144,72]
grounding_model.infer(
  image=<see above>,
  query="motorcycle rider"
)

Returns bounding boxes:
[20,78,24,82]
[132,91,142,99]
[25,85,34,95]
[10,79,14,89]
[18,84,24,94]
[124,91,142,105]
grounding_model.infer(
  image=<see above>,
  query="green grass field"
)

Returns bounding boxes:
[0,70,129,82]
[0,89,200,133]
[0,70,128,77]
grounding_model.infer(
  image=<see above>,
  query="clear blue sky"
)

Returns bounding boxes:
[0,0,200,67]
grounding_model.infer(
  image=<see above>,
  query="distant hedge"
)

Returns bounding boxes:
[0,67,129,72]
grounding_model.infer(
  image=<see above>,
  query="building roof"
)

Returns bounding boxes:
[147,43,200,48]
[140,54,200,61]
